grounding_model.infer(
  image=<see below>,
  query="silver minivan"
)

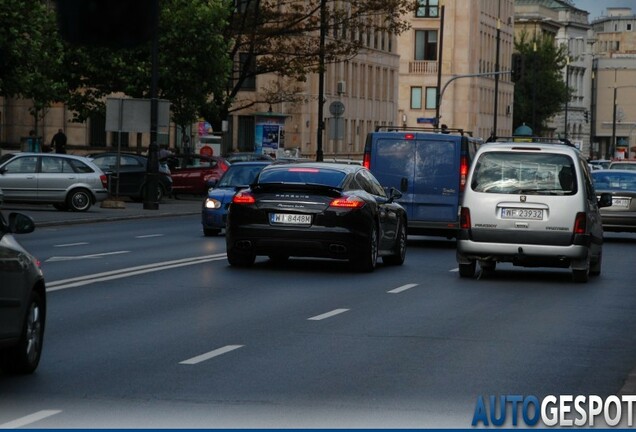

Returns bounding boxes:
[456,140,612,283]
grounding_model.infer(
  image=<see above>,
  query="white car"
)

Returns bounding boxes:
[0,152,109,211]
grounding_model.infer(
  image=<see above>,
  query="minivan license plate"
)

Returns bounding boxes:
[501,208,543,220]
[270,213,312,225]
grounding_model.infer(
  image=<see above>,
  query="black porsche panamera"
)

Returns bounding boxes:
[225,162,407,272]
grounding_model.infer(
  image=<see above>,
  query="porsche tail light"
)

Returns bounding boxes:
[232,191,256,204]
[329,196,365,209]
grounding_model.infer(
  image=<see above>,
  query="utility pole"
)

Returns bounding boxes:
[493,0,501,137]
[434,3,445,127]
[315,0,326,162]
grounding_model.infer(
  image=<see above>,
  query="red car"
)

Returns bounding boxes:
[165,154,230,196]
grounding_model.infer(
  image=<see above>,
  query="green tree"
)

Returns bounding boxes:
[0,0,67,137]
[513,31,570,136]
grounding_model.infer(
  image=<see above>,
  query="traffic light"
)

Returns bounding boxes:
[56,0,155,47]
[511,53,525,82]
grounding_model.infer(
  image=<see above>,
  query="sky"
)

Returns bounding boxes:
[572,0,636,20]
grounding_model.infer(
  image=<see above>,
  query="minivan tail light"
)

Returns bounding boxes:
[330,196,365,209]
[460,207,471,229]
[573,212,587,234]
[232,191,256,204]
[459,155,469,192]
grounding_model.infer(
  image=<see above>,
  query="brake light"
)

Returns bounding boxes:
[573,212,587,234]
[100,174,108,189]
[459,155,469,192]
[289,167,319,173]
[362,151,371,169]
[232,191,255,204]
[329,196,365,208]
[404,133,415,140]
[460,207,471,229]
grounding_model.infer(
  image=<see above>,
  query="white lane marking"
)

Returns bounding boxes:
[450,268,459,272]
[45,250,130,262]
[387,283,418,294]
[307,308,350,321]
[135,234,164,239]
[180,345,244,365]
[0,410,62,429]
[54,242,88,248]
[46,253,227,292]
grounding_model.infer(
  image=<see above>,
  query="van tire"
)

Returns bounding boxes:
[590,254,602,276]
[459,261,476,278]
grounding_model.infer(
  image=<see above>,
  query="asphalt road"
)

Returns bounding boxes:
[1,203,636,428]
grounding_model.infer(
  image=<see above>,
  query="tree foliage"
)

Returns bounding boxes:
[513,31,570,136]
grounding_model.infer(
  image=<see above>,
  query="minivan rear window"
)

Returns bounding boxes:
[471,152,577,195]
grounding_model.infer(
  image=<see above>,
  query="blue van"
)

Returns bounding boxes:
[363,127,481,238]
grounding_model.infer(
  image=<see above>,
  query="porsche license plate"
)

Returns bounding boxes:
[270,213,312,225]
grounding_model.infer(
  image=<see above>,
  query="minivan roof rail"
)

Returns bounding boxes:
[487,136,577,147]
[375,125,472,137]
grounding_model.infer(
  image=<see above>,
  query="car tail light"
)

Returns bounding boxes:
[232,191,255,204]
[573,212,587,234]
[329,196,365,209]
[459,155,469,192]
[100,174,108,189]
[362,150,371,169]
[460,207,471,229]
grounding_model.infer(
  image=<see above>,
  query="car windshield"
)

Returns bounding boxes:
[471,152,577,195]
[218,165,267,187]
[609,162,636,171]
[592,171,636,191]
[258,167,346,188]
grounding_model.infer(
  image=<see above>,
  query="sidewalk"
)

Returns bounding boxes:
[2,196,202,227]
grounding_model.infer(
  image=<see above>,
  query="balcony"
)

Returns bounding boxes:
[408,60,438,75]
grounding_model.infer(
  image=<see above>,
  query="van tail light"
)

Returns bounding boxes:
[460,207,471,230]
[232,191,256,204]
[362,151,371,169]
[330,196,365,209]
[459,155,469,192]
[573,212,587,234]
[100,174,108,189]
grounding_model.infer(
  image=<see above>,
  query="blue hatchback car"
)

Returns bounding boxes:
[201,161,272,236]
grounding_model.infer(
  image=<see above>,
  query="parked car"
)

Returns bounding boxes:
[0,152,108,211]
[164,154,230,196]
[88,152,172,201]
[608,160,636,171]
[363,126,482,238]
[591,169,636,233]
[588,159,611,170]
[225,162,407,272]
[456,139,612,283]
[0,189,46,374]
[225,152,274,164]
[202,161,272,236]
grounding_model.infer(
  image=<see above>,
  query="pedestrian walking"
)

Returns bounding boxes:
[51,129,67,154]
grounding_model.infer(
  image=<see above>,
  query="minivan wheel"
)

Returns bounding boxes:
[590,253,602,277]
[459,260,476,278]
[67,188,92,212]
[0,291,45,374]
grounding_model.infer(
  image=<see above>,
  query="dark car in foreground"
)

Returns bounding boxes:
[165,154,230,196]
[225,163,407,272]
[202,161,272,236]
[88,152,172,201]
[0,191,46,374]
[592,169,636,233]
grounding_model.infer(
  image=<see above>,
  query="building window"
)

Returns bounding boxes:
[411,87,422,109]
[425,87,437,110]
[416,0,439,18]
[415,30,438,61]
[238,52,256,90]
[627,23,633,31]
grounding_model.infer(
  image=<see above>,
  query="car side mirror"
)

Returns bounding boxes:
[597,192,613,208]
[8,212,35,234]
[388,187,403,202]
[206,178,218,189]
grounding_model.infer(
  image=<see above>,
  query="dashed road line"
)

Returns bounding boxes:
[179,345,244,365]
[387,283,418,294]
[0,410,62,429]
[54,242,89,247]
[307,308,350,321]
[135,234,164,239]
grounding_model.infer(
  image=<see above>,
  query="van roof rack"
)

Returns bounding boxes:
[488,136,576,147]
[375,125,473,137]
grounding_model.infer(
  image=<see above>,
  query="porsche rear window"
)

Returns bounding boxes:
[258,167,346,187]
